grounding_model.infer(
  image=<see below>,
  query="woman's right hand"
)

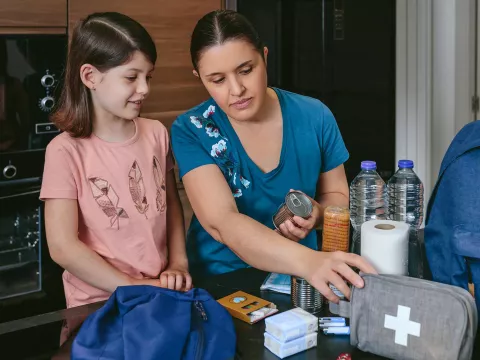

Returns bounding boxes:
[305,251,377,303]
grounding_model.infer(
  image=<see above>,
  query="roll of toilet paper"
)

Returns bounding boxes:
[360,220,409,275]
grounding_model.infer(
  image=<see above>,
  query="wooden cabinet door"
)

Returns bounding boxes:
[69,0,222,116]
[0,0,67,28]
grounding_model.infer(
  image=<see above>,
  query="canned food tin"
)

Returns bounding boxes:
[273,191,313,230]
[322,206,350,252]
[291,276,323,313]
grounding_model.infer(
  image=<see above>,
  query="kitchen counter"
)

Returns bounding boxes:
[2,266,479,359]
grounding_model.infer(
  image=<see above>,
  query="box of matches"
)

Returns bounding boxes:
[217,291,278,324]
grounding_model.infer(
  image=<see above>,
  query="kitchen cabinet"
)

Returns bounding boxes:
[0,0,67,29]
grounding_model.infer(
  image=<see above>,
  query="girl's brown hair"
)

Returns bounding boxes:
[52,12,157,138]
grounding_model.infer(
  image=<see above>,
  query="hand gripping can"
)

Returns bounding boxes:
[273,191,313,231]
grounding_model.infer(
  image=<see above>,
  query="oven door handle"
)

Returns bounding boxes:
[0,189,40,200]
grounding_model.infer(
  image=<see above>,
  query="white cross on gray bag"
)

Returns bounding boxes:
[329,274,477,360]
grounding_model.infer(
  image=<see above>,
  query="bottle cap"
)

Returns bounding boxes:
[398,159,414,168]
[360,161,377,170]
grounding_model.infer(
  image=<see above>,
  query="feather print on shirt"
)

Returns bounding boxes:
[128,161,149,218]
[88,177,129,229]
[152,156,166,213]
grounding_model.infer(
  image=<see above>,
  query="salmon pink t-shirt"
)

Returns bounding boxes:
[40,118,173,308]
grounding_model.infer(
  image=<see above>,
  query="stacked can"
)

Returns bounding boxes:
[322,206,350,252]
[272,191,322,313]
[321,206,351,300]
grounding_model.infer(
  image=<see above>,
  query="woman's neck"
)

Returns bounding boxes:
[92,112,136,143]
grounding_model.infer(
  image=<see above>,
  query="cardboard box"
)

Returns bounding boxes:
[217,291,278,324]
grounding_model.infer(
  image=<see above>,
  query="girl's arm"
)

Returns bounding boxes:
[45,199,162,293]
[182,164,376,303]
[160,169,192,291]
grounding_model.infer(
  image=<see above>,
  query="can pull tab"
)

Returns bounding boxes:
[290,194,302,208]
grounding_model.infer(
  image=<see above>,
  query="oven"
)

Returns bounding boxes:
[0,34,67,321]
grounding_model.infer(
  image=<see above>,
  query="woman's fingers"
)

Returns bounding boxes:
[285,220,308,239]
[341,252,378,276]
[278,223,300,242]
[327,269,352,300]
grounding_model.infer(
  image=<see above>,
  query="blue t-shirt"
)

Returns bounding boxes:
[171,88,349,277]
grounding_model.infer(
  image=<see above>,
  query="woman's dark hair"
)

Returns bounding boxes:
[190,10,264,72]
[52,12,157,138]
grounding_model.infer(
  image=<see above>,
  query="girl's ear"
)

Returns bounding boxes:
[80,64,101,90]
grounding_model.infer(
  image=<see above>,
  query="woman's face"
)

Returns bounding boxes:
[195,39,268,122]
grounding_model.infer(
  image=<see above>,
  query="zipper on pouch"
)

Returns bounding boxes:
[194,301,207,360]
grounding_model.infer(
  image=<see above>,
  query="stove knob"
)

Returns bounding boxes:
[39,96,55,112]
[3,164,17,179]
[41,71,55,88]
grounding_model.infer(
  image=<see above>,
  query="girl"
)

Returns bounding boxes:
[171,10,375,303]
[41,12,192,309]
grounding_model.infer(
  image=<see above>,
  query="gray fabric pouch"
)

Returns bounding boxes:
[329,274,478,360]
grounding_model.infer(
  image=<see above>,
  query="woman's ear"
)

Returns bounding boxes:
[80,64,100,90]
[263,46,269,65]
[192,69,199,78]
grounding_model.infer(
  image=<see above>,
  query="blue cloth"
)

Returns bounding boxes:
[171,88,349,277]
[425,120,480,312]
[71,286,236,360]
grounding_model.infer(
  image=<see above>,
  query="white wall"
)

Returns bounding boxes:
[396,0,476,213]
[396,0,432,218]
[431,0,476,181]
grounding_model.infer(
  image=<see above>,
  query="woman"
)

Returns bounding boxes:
[171,10,374,302]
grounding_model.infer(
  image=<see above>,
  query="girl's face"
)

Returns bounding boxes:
[85,51,154,122]
[196,39,268,122]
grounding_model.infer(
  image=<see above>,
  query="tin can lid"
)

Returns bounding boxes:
[285,191,313,218]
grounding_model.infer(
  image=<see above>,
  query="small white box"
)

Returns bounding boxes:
[265,307,318,342]
[264,332,317,359]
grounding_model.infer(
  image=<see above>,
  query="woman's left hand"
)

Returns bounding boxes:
[278,190,322,242]
[159,265,193,292]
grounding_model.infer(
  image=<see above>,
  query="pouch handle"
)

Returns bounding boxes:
[328,300,351,318]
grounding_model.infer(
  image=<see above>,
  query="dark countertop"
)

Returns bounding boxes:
[0,268,381,360]
[1,266,478,359]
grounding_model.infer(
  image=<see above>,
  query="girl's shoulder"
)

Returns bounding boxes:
[136,117,168,135]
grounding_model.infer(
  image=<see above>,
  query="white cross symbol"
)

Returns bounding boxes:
[384,305,421,346]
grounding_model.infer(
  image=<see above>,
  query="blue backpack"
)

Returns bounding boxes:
[71,286,237,360]
[425,121,480,314]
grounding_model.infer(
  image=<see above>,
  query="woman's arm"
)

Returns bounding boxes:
[45,199,162,292]
[182,164,376,302]
[159,169,192,291]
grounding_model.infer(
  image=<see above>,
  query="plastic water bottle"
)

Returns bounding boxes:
[387,160,424,277]
[349,161,387,255]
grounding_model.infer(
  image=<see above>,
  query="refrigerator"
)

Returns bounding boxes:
[228,0,396,183]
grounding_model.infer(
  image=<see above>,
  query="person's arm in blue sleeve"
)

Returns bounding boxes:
[171,115,376,303]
